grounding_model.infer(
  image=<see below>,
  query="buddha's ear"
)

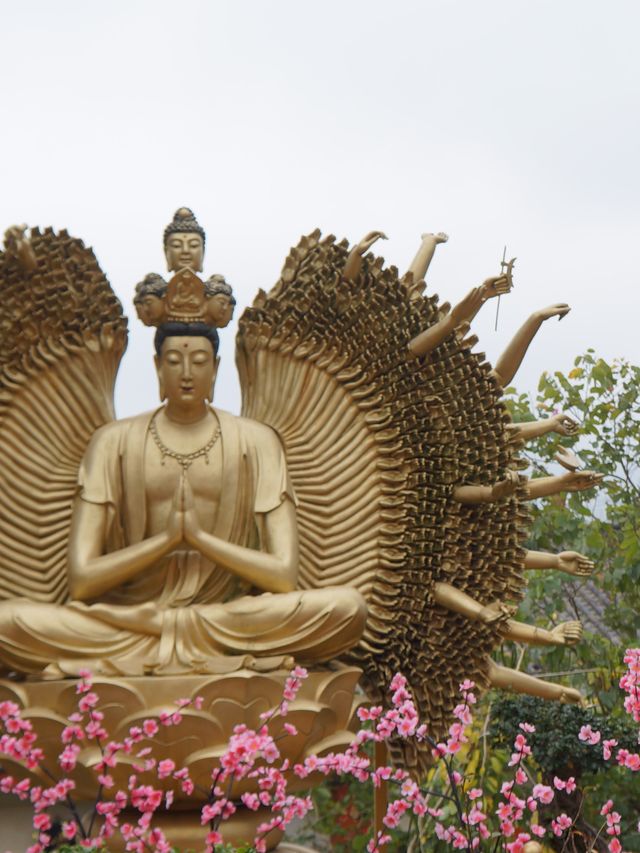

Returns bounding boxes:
[154,354,166,402]
[209,355,221,403]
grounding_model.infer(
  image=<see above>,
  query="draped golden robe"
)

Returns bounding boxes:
[0,409,366,677]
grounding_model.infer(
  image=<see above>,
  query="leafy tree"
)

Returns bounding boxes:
[488,351,640,847]
[502,350,640,705]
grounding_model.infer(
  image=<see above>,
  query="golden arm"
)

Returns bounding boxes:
[526,471,603,499]
[433,582,582,646]
[524,549,595,577]
[67,498,180,600]
[492,304,570,388]
[405,232,448,283]
[408,276,510,358]
[507,412,578,441]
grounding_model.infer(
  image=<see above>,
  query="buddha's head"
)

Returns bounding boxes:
[133,273,168,326]
[204,275,236,328]
[154,323,220,406]
[163,207,206,273]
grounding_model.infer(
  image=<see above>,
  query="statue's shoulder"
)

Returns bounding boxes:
[213,408,283,451]
[86,410,156,450]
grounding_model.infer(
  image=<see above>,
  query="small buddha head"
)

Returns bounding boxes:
[163,207,206,273]
[133,273,168,326]
[154,322,220,405]
[204,275,236,328]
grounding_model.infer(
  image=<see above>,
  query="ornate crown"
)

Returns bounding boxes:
[133,210,235,329]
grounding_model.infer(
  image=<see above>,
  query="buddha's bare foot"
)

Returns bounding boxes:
[250,654,296,673]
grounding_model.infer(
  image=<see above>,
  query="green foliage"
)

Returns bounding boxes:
[306,775,375,850]
[488,695,640,848]
[489,696,637,778]
[503,352,640,702]
[487,352,640,844]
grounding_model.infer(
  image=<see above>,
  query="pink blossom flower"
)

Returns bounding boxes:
[157,758,175,778]
[62,820,78,840]
[532,783,554,804]
[142,719,159,737]
[551,813,573,836]
[514,767,527,785]
[578,724,601,745]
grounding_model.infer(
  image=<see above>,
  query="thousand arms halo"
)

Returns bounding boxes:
[0,215,600,769]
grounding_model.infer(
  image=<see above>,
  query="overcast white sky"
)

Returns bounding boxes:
[1,0,639,416]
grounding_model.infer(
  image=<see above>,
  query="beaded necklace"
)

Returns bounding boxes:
[150,411,220,471]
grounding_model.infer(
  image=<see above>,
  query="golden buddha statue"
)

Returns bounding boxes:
[0,209,366,678]
[0,212,603,768]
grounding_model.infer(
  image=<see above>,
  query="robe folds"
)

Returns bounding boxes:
[0,409,366,677]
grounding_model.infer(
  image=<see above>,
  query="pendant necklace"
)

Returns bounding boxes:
[150,411,220,471]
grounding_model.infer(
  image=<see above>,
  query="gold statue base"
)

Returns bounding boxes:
[0,667,362,850]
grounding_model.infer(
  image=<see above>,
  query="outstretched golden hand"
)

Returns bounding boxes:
[550,621,583,646]
[560,470,604,492]
[343,230,388,282]
[420,231,449,245]
[534,303,571,322]
[480,274,511,300]
[355,230,388,255]
[557,551,595,577]
[551,413,579,436]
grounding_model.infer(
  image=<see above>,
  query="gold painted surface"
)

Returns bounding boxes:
[0,215,366,677]
[0,226,127,603]
[236,230,536,765]
[0,211,597,777]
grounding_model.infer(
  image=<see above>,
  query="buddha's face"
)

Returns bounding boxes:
[155,336,217,405]
[135,295,166,326]
[164,232,204,273]
[205,293,234,328]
